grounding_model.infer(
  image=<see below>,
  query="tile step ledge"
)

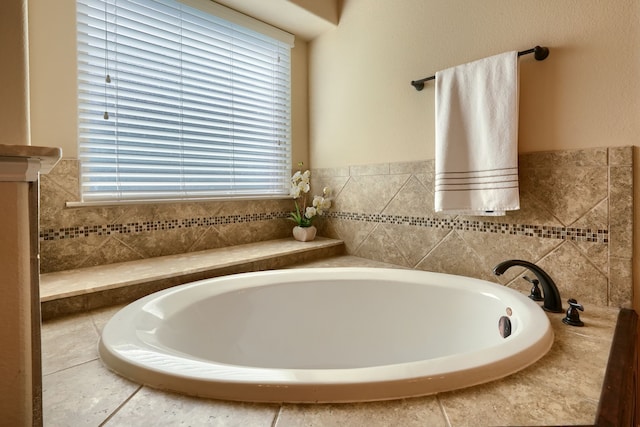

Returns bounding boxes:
[40,237,345,320]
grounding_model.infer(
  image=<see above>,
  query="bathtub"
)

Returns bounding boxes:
[99,267,554,403]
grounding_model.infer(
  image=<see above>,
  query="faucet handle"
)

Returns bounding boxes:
[562,298,585,327]
[523,275,543,301]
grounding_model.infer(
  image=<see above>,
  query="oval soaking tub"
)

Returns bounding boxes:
[99,267,554,403]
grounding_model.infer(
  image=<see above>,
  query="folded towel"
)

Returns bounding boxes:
[434,51,520,216]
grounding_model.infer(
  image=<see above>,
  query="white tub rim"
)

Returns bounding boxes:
[99,267,554,402]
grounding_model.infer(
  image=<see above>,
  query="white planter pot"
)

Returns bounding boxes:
[293,225,317,242]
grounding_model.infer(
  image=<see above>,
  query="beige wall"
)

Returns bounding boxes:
[1,1,36,424]
[1,0,30,146]
[308,0,640,168]
[28,0,310,167]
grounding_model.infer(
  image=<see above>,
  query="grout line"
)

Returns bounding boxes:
[42,357,100,377]
[378,173,412,214]
[98,384,144,426]
[411,228,454,269]
[436,394,453,427]
[271,404,284,427]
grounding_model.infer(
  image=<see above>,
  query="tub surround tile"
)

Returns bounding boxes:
[389,160,433,176]
[505,241,610,307]
[39,160,296,273]
[216,219,291,247]
[439,372,599,426]
[122,199,221,222]
[40,234,115,273]
[439,305,616,426]
[39,176,77,226]
[530,334,608,402]
[353,224,412,267]
[608,165,633,258]
[608,145,633,166]
[379,223,451,268]
[333,174,410,214]
[39,146,632,310]
[608,257,633,308]
[349,162,390,176]
[114,226,210,259]
[483,189,565,227]
[310,146,632,308]
[570,199,609,273]
[382,176,437,218]
[322,218,375,254]
[81,236,147,269]
[289,254,402,269]
[415,232,496,283]
[537,242,609,307]
[457,230,561,282]
[40,214,293,272]
[186,225,232,253]
[520,165,608,226]
[310,174,350,203]
[40,176,126,231]
[43,158,80,198]
[519,147,608,168]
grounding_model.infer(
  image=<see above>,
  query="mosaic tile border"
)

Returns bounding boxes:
[327,212,608,244]
[39,210,609,244]
[39,212,290,241]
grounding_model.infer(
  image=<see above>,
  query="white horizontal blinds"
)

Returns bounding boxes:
[77,0,292,201]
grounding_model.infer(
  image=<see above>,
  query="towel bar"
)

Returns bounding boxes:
[411,46,549,91]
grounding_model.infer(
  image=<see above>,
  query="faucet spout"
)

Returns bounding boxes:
[493,259,563,313]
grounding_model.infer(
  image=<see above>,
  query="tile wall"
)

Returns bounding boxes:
[39,159,293,273]
[39,147,633,308]
[311,146,633,308]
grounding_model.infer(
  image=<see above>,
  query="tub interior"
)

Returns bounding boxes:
[143,279,516,369]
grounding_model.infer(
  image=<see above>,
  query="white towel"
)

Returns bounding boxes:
[434,51,520,216]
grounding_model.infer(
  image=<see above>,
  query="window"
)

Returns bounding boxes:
[76,0,293,202]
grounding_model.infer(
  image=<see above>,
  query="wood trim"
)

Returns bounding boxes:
[595,308,638,427]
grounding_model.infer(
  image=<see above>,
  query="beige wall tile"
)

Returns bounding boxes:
[38,147,633,308]
[609,166,633,258]
[349,162,390,176]
[415,232,495,282]
[354,224,412,267]
[313,147,633,307]
[538,242,608,306]
[519,148,608,168]
[609,257,633,307]
[380,223,451,268]
[520,166,608,226]
[609,145,633,166]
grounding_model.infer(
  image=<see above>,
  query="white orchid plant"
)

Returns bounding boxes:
[289,164,332,228]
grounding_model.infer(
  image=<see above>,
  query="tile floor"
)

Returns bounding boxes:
[41,303,452,426]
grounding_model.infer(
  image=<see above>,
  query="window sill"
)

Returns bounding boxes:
[65,194,292,208]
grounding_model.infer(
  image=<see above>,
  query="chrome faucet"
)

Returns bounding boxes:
[493,259,563,313]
